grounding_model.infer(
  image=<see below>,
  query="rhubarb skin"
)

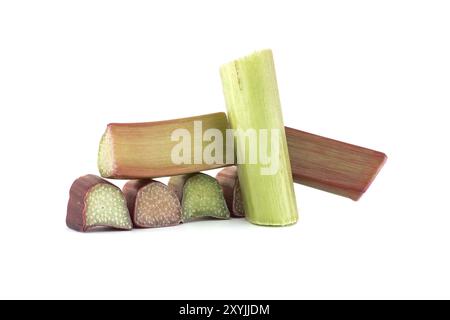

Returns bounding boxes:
[286,127,387,200]
[98,113,229,179]
[66,175,132,232]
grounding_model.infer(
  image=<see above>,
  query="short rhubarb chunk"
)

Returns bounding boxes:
[66,175,132,232]
[169,173,230,221]
[216,167,245,217]
[168,174,194,201]
[123,180,182,228]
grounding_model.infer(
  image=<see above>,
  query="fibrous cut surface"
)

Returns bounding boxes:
[85,184,132,229]
[135,182,182,227]
[182,174,230,221]
[98,132,114,177]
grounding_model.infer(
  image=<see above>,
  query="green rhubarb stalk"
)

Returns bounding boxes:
[220,49,298,226]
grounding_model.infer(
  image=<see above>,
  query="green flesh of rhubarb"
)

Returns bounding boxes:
[220,49,298,226]
[98,133,114,177]
[86,184,132,229]
[182,174,230,221]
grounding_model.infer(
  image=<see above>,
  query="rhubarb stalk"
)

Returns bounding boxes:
[286,127,387,200]
[98,113,229,179]
[220,49,298,226]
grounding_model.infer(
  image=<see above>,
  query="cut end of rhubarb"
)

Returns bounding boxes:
[98,130,115,178]
[124,180,182,228]
[136,182,182,227]
[66,175,132,232]
[181,173,230,221]
[357,152,387,199]
[85,184,132,229]
[221,49,273,74]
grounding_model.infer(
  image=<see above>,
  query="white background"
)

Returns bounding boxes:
[0,0,449,299]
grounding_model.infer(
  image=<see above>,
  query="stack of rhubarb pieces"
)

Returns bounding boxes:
[67,49,386,232]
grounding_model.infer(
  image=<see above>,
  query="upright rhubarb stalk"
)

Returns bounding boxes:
[220,50,298,226]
